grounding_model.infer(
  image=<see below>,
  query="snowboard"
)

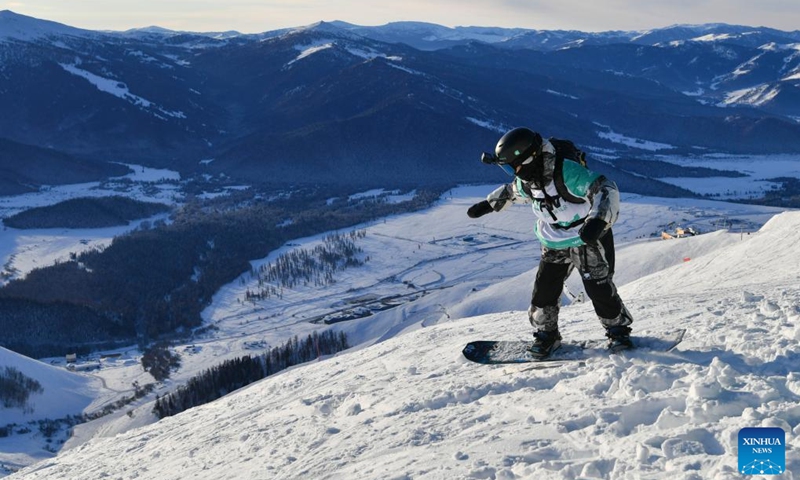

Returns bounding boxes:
[462,328,686,365]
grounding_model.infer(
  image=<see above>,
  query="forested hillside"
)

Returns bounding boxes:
[153,330,350,418]
[3,196,171,229]
[0,188,442,357]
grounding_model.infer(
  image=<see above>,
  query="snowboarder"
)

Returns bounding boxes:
[467,127,633,358]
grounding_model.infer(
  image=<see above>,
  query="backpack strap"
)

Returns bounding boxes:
[553,156,586,204]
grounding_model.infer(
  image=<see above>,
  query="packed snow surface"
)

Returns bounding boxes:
[9,190,800,479]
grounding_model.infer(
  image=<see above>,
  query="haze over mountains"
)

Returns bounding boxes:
[2,10,800,193]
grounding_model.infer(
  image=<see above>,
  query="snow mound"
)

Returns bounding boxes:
[13,211,800,479]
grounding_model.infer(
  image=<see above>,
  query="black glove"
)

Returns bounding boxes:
[579,218,608,244]
[467,200,494,218]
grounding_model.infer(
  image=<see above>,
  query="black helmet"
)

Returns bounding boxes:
[495,127,543,167]
[493,127,547,186]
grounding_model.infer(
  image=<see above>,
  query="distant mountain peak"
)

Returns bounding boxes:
[116,24,243,40]
[296,20,343,32]
[282,21,368,44]
[123,25,176,34]
[0,9,93,42]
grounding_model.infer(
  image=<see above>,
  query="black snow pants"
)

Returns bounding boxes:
[530,229,631,330]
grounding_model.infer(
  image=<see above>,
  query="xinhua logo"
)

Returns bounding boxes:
[738,427,785,475]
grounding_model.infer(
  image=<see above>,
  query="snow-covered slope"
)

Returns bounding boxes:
[13,209,800,478]
[0,347,104,477]
[625,211,800,297]
[0,347,103,426]
[0,10,93,42]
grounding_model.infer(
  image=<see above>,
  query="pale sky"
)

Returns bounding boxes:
[6,0,800,33]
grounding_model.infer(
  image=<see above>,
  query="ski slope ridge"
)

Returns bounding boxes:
[12,211,800,479]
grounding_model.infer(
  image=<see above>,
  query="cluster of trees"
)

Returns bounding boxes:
[141,344,182,381]
[153,330,349,419]
[2,196,171,229]
[698,178,800,207]
[0,186,445,356]
[245,229,368,301]
[82,381,155,422]
[0,418,79,439]
[746,177,800,208]
[0,297,129,358]
[0,366,43,411]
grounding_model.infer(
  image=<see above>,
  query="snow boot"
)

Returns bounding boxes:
[529,329,562,358]
[605,325,634,353]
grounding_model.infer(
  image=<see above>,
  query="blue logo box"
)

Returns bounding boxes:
[738,427,785,475]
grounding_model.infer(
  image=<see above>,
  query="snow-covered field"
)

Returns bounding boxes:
[653,153,800,200]
[0,165,181,285]
[1,156,799,478]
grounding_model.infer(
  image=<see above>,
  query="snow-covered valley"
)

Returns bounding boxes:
[8,202,800,479]
[1,163,799,478]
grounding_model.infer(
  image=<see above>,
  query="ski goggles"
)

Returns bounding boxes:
[496,155,535,177]
[481,152,534,177]
[497,163,516,177]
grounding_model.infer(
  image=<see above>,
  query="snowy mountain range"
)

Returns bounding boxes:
[3,184,799,479]
[2,10,800,192]
[2,11,800,478]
